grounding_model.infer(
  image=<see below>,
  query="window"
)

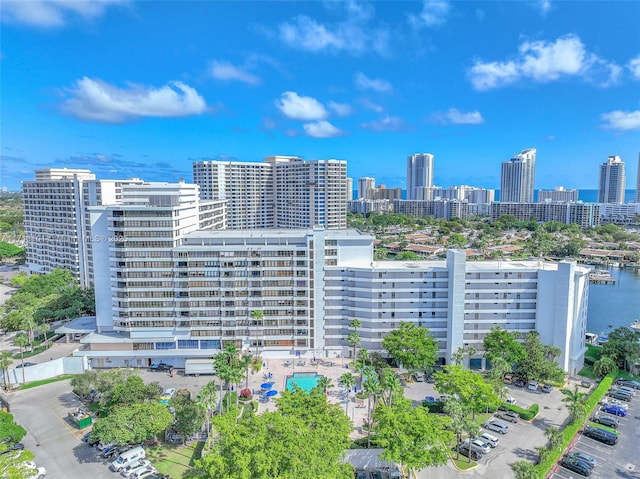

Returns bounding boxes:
[156,341,176,350]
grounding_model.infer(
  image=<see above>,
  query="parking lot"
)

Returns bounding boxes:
[550,385,640,479]
[406,376,580,479]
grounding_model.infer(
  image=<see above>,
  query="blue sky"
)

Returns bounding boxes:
[1,0,639,192]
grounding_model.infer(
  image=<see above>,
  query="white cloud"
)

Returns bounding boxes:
[531,0,552,16]
[409,0,450,28]
[354,72,392,92]
[469,35,621,90]
[277,13,389,56]
[303,120,342,138]
[1,0,127,28]
[359,98,384,113]
[627,56,640,79]
[328,101,352,116]
[63,77,207,123]
[275,92,328,121]
[210,61,260,85]
[361,116,406,132]
[600,110,640,131]
[433,108,484,125]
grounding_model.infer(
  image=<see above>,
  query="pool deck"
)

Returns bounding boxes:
[250,358,369,439]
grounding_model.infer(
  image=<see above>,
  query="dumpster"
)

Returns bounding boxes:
[69,408,93,429]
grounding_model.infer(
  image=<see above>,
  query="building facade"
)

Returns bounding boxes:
[538,187,579,203]
[490,202,600,229]
[500,148,537,203]
[193,156,347,229]
[76,229,589,375]
[358,177,376,200]
[598,156,626,204]
[407,153,434,200]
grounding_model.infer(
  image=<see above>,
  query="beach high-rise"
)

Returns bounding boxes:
[598,155,626,204]
[500,148,537,202]
[406,153,434,200]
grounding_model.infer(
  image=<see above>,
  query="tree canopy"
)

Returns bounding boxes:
[198,387,353,479]
[382,322,439,373]
[91,402,174,445]
[483,327,525,365]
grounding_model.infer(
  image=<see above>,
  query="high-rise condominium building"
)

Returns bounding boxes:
[76,229,589,376]
[500,148,537,202]
[407,153,434,200]
[193,156,347,229]
[358,177,376,200]
[537,186,579,203]
[598,156,626,204]
[21,168,143,287]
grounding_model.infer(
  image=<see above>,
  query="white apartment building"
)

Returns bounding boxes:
[358,177,376,200]
[407,153,434,200]
[500,148,537,203]
[490,202,600,229]
[193,156,348,229]
[393,199,469,221]
[76,228,588,375]
[538,187,579,203]
[598,155,626,204]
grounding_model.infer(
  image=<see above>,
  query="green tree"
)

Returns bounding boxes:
[544,426,562,450]
[435,366,499,420]
[107,375,161,409]
[511,460,537,479]
[12,333,29,384]
[483,327,525,365]
[0,351,13,391]
[382,322,438,375]
[170,393,205,437]
[70,369,100,399]
[195,381,217,448]
[561,385,587,423]
[92,402,174,445]
[347,318,362,360]
[602,327,640,372]
[379,367,402,408]
[0,411,26,445]
[316,376,334,396]
[339,372,355,415]
[593,355,618,377]
[515,332,565,383]
[374,398,453,470]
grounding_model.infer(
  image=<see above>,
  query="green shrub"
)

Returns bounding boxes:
[501,402,538,420]
[423,401,445,413]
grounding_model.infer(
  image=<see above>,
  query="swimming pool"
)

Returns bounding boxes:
[285,372,324,392]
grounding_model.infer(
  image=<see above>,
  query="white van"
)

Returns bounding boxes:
[109,446,145,472]
[480,432,500,448]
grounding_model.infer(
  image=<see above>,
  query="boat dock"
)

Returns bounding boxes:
[589,270,616,284]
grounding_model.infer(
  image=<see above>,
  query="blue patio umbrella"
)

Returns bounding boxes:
[261,383,272,390]
[266,390,278,397]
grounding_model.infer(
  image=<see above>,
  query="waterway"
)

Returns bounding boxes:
[586,266,640,336]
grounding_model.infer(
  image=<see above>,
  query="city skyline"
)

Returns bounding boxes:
[1,1,639,191]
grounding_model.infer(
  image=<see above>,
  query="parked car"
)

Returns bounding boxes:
[132,469,157,479]
[413,372,424,382]
[560,457,592,476]
[505,396,517,405]
[480,432,499,448]
[15,362,36,368]
[163,388,176,398]
[514,379,526,388]
[600,397,628,410]
[424,396,436,403]
[601,404,627,416]
[611,385,636,396]
[617,379,640,389]
[582,425,618,445]
[541,384,553,393]
[467,438,491,454]
[149,362,172,372]
[608,390,632,402]
[564,451,597,469]
[496,410,519,423]
[120,459,151,476]
[123,464,154,478]
[456,444,482,461]
[527,381,539,391]
[483,420,509,435]
[591,414,619,429]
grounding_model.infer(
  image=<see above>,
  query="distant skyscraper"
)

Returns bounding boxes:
[500,148,537,202]
[346,177,353,201]
[598,155,626,204]
[407,153,434,200]
[358,177,375,199]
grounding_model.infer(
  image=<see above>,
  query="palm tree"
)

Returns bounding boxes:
[240,353,253,388]
[250,310,264,356]
[561,385,587,423]
[339,372,355,415]
[0,351,13,391]
[316,376,334,396]
[196,381,217,449]
[379,368,401,408]
[544,426,562,450]
[12,333,29,384]
[362,366,381,447]
[354,348,370,374]
[348,318,362,359]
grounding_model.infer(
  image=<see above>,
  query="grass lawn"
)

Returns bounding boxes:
[577,365,597,379]
[19,375,76,390]
[451,456,477,470]
[146,442,204,478]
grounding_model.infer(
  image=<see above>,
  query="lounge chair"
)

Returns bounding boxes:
[283,360,291,366]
